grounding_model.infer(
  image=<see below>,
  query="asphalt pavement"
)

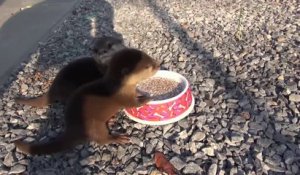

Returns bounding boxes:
[0,0,80,85]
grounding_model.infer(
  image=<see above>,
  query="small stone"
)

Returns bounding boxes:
[9,164,26,174]
[256,152,263,161]
[27,123,40,130]
[249,122,265,132]
[230,132,244,143]
[208,163,218,175]
[126,161,138,173]
[5,144,15,152]
[240,111,251,120]
[191,132,205,141]
[189,142,197,153]
[275,144,287,155]
[179,130,188,140]
[146,142,154,154]
[292,164,299,174]
[257,138,273,148]
[133,123,144,130]
[102,152,112,162]
[170,156,186,170]
[36,109,46,115]
[171,144,181,155]
[214,133,223,141]
[263,162,285,173]
[230,167,238,175]
[178,120,189,128]
[135,166,148,174]
[284,150,295,165]
[277,36,286,43]
[3,152,15,167]
[178,55,186,62]
[183,162,202,174]
[131,137,142,146]
[146,132,156,138]
[80,149,89,158]
[149,170,162,175]
[80,155,96,166]
[213,49,221,57]
[202,147,215,156]
[205,79,215,87]
[216,152,226,160]
[20,84,28,92]
[289,94,300,102]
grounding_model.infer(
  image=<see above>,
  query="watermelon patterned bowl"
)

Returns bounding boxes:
[124,70,195,125]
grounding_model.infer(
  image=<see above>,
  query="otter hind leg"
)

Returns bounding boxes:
[14,132,83,155]
[96,123,130,145]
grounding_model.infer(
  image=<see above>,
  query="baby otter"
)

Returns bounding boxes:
[15,36,126,107]
[13,48,160,155]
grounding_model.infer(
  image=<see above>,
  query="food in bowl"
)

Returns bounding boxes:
[136,77,185,101]
[124,70,195,126]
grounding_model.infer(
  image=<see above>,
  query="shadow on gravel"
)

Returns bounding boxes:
[1,0,123,174]
[145,0,298,174]
[0,0,5,6]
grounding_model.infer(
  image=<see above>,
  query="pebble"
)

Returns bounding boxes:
[257,138,273,148]
[3,152,15,167]
[126,161,138,173]
[191,131,205,141]
[9,164,26,174]
[189,142,197,153]
[202,147,215,156]
[170,156,186,170]
[289,94,300,102]
[179,130,189,140]
[101,152,112,162]
[230,132,244,143]
[171,144,181,155]
[207,163,218,175]
[146,143,154,154]
[80,155,96,166]
[20,84,28,92]
[284,150,295,165]
[292,164,299,174]
[183,162,202,174]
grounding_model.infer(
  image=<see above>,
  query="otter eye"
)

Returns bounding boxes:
[107,43,112,49]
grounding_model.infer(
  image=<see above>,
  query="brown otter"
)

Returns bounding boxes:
[13,48,160,155]
[15,36,126,107]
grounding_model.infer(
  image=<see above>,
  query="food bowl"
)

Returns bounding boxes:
[124,70,195,125]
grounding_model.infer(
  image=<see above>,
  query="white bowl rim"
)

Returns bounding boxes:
[143,70,189,105]
[124,95,195,125]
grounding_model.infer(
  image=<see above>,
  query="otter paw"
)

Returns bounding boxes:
[106,116,117,129]
[113,135,130,144]
[136,95,152,106]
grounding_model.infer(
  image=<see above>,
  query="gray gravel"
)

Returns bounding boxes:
[0,0,300,174]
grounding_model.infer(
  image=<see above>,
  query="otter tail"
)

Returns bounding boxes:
[14,133,82,155]
[15,93,49,107]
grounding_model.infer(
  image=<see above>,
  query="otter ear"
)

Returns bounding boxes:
[89,45,97,53]
[121,68,129,75]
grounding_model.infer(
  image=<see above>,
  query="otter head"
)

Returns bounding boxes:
[106,48,160,85]
[90,36,126,72]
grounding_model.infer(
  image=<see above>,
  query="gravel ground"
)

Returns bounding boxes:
[0,0,299,174]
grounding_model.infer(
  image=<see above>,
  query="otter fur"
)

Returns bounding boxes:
[13,48,159,155]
